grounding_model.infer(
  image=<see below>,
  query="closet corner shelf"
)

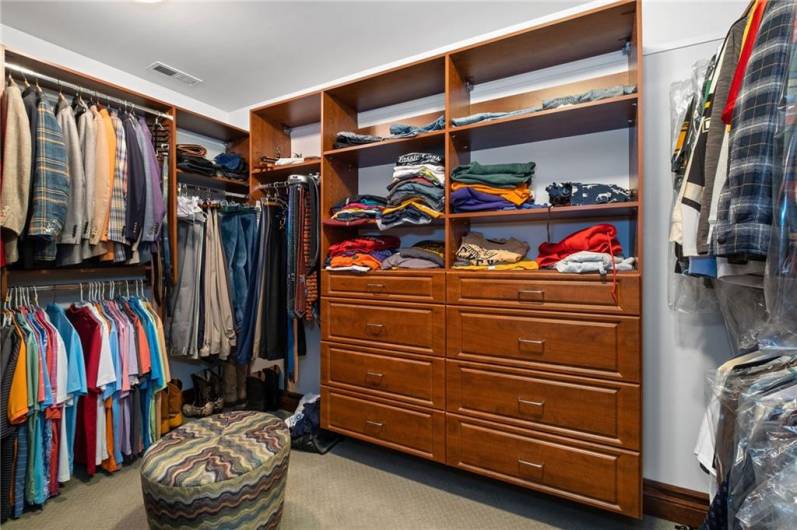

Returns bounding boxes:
[323,130,446,166]
[447,201,639,223]
[449,94,638,150]
[253,160,321,179]
[177,170,249,190]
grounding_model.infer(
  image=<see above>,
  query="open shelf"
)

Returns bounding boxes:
[175,108,248,143]
[450,94,637,150]
[177,170,248,190]
[253,160,321,180]
[324,130,445,166]
[252,92,322,129]
[448,201,638,223]
[450,0,635,85]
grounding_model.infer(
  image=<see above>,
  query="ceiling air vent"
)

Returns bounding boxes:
[147,61,202,86]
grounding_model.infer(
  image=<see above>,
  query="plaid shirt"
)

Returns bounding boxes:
[712,0,796,259]
[108,112,128,243]
[29,95,70,261]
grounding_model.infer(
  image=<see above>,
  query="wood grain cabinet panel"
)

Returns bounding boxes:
[447,415,641,517]
[322,270,446,303]
[446,306,640,382]
[322,342,445,409]
[322,298,445,356]
[446,360,640,449]
[321,388,446,462]
[446,272,640,316]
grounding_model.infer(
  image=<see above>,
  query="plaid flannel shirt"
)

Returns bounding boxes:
[29,96,70,261]
[109,112,128,243]
[712,0,796,259]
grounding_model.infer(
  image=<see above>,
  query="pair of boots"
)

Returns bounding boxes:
[183,370,224,418]
[246,367,281,412]
[160,379,184,433]
[223,362,249,407]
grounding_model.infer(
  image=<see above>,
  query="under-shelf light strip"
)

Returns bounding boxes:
[5,62,174,121]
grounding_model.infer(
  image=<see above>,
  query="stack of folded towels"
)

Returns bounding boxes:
[325,235,400,272]
[453,232,538,270]
[381,240,444,269]
[324,194,387,227]
[451,161,537,212]
[378,153,445,229]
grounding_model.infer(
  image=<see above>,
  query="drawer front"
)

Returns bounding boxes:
[322,298,445,356]
[446,307,639,382]
[446,272,640,315]
[321,388,445,462]
[322,270,445,303]
[446,361,640,449]
[447,415,641,517]
[322,343,445,409]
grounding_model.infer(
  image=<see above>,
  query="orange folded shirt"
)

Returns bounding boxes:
[450,182,532,206]
[329,253,383,270]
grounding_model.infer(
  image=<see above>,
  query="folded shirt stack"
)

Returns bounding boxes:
[333,131,383,149]
[214,152,248,180]
[381,240,444,269]
[378,153,445,229]
[535,224,623,267]
[546,182,631,206]
[325,235,400,272]
[389,115,444,138]
[453,232,537,270]
[324,194,387,227]
[177,144,216,176]
[451,161,536,212]
[552,251,635,274]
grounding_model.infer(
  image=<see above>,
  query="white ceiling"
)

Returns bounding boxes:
[2,1,586,112]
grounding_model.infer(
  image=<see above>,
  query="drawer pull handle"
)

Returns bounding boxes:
[518,339,545,354]
[517,398,545,414]
[365,420,384,435]
[366,283,385,292]
[365,371,384,386]
[366,323,385,336]
[517,459,545,480]
[518,289,544,302]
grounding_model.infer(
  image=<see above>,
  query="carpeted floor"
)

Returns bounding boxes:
[6,438,677,530]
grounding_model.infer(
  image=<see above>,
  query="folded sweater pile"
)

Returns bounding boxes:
[326,235,400,272]
[451,162,536,212]
[381,240,444,269]
[454,232,536,270]
[324,194,387,227]
[378,153,445,229]
[535,224,625,267]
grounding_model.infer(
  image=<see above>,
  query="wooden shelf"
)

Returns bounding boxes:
[253,160,321,179]
[252,92,322,128]
[450,94,637,151]
[175,108,248,142]
[450,0,635,85]
[177,170,248,190]
[6,265,150,286]
[448,201,638,223]
[324,130,446,166]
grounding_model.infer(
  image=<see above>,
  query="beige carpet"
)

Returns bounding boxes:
[5,438,676,530]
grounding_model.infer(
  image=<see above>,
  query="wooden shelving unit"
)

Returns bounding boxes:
[250,0,644,518]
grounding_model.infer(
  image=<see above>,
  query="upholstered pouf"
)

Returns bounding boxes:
[140,410,290,529]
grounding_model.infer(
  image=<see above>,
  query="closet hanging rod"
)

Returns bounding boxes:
[5,62,174,121]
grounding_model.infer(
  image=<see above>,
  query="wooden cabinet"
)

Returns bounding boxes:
[447,415,641,517]
[446,271,640,315]
[323,270,446,303]
[321,388,446,462]
[321,298,446,356]
[446,306,640,382]
[446,361,640,449]
[322,342,445,409]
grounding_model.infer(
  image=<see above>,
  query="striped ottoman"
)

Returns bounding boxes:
[140,411,290,529]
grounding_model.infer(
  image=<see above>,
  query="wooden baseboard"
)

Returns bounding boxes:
[643,479,708,528]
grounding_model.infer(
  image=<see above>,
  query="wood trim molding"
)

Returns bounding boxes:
[643,479,708,528]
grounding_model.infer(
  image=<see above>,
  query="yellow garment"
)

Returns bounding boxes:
[381,198,442,218]
[453,259,539,271]
[99,108,117,260]
[451,182,532,206]
[90,106,111,248]
[8,320,29,424]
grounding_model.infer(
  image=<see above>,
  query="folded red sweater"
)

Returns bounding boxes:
[329,235,401,257]
[536,224,622,267]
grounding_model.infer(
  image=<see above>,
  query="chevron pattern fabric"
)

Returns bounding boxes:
[140,411,290,529]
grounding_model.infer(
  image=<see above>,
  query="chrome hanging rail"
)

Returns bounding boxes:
[5,62,174,121]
